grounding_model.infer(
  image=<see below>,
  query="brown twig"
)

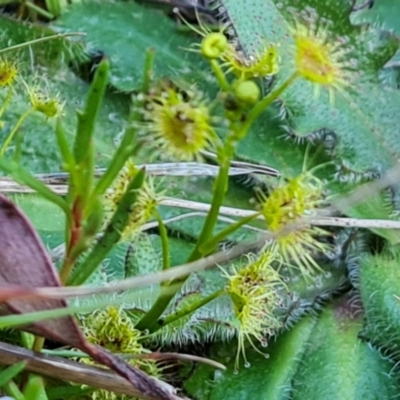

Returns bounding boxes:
[0,342,184,400]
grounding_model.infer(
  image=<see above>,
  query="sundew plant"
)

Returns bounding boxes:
[0,0,400,399]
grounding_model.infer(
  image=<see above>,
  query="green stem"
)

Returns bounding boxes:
[55,118,75,171]
[3,381,25,400]
[25,0,55,19]
[135,289,174,331]
[67,169,146,285]
[92,128,136,198]
[32,336,44,353]
[199,212,260,255]
[152,289,225,332]
[91,50,154,199]
[59,229,95,284]
[237,72,299,139]
[0,32,85,55]
[188,142,235,261]
[73,60,109,164]
[210,59,230,91]
[82,128,138,273]
[73,59,109,216]
[141,48,155,93]
[0,362,26,387]
[20,332,34,350]
[154,209,170,271]
[0,108,34,156]
[12,128,23,163]
[135,140,235,332]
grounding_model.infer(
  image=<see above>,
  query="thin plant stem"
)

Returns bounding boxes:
[199,212,260,255]
[0,32,85,55]
[12,129,24,163]
[25,0,54,19]
[141,48,155,93]
[210,59,230,91]
[67,169,146,285]
[154,209,170,271]
[237,72,299,139]
[91,50,155,199]
[135,140,235,331]
[0,361,26,387]
[153,289,226,331]
[55,118,75,171]
[3,381,25,400]
[0,108,34,156]
[189,142,236,260]
[32,336,45,353]
[59,255,76,285]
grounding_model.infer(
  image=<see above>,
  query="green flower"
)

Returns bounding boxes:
[222,251,283,371]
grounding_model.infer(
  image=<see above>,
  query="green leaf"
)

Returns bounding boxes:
[46,385,94,399]
[73,59,109,164]
[352,0,400,86]
[68,168,146,285]
[54,1,210,92]
[220,0,400,172]
[353,0,400,36]
[187,316,317,400]
[285,80,400,171]
[0,361,26,387]
[356,247,400,357]
[291,297,400,399]
[23,375,48,400]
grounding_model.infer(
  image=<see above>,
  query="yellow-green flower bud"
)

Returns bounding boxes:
[0,58,17,87]
[201,32,228,59]
[232,80,260,106]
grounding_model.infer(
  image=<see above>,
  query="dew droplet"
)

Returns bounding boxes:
[214,370,223,380]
